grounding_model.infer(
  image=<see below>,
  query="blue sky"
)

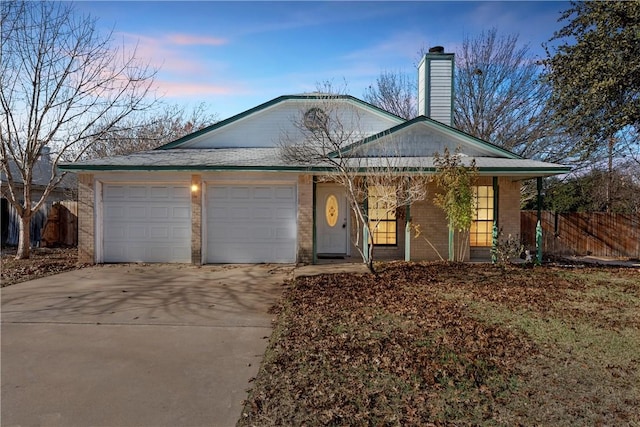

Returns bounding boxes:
[76,1,570,120]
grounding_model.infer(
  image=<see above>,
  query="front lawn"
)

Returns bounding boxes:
[239,262,639,426]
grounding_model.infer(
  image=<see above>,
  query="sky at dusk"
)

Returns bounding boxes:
[75,1,571,120]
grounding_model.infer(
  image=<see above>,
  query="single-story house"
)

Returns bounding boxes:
[59,49,569,265]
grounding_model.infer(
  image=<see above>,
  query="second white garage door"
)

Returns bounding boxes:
[206,184,297,263]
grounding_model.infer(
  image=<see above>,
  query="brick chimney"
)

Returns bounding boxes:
[418,46,454,126]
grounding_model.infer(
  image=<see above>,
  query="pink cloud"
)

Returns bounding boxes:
[166,33,227,46]
[115,32,217,75]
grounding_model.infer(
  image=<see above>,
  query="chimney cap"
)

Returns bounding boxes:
[428,46,445,54]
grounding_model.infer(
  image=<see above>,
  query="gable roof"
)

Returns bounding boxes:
[336,115,521,159]
[156,94,406,150]
[59,93,570,178]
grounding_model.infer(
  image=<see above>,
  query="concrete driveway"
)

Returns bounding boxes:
[1,263,291,427]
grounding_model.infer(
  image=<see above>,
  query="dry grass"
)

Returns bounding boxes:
[239,262,640,426]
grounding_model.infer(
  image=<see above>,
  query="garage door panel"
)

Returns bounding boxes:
[275,187,294,199]
[230,187,250,199]
[254,207,272,219]
[128,206,146,218]
[276,207,294,219]
[127,226,148,239]
[173,207,190,218]
[207,184,296,263]
[103,184,191,263]
[172,226,191,239]
[150,206,169,219]
[104,185,126,199]
[105,206,126,219]
[149,226,169,239]
[254,187,273,198]
[231,207,251,219]
[129,186,147,198]
[149,186,170,198]
[107,226,126,239]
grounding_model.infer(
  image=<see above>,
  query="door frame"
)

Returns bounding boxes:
[315,182,350,257]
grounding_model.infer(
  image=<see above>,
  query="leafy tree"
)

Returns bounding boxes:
[432,147,478,262]
[0,1,156,259]
[84,103,218,158]
[544,1,640,159]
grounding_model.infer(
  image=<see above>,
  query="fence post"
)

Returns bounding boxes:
[491,177,499,264]
[536,177,543,264]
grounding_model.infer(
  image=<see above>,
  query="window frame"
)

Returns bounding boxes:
[367,186,398,246]
[470,185,494,247]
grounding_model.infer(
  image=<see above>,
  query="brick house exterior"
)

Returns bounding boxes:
[61,51,569,265]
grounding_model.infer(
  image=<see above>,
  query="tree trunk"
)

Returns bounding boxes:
[367,243,376,274]
[16,214,32,259]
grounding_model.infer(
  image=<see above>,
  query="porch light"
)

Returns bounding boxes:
[191,184,199,193]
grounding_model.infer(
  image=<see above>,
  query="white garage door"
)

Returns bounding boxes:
[207,184,296,263]
[103,184,191,263]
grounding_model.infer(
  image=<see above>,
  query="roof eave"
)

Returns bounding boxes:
[58,164,571,177]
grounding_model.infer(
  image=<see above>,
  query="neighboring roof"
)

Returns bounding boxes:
[59,148,570,177]
[156,94,406,150]
[2,156,76,190]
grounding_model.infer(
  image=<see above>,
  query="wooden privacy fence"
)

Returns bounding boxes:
[42,201,78,247]
[521,211,640,258]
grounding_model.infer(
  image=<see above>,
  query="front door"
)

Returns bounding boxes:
[316,184,349,255]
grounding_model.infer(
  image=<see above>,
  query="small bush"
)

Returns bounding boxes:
[491,230,530,265]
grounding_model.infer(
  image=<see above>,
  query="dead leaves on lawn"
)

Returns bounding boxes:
[240,262,639,426]
[1,247,84,286]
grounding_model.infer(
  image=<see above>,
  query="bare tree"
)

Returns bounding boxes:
[455,30,544,155]
[363,71,417,120]
[0,1,156,258]
[280,87,429,272]
[84,102,218,158]
[366,29,572,164]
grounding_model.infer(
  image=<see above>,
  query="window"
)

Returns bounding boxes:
[470,185,494,247]
[368,186,397,245]
[303,107,328,132]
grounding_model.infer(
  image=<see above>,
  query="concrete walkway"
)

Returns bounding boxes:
[294,262,370,278]
[1,264,291,427]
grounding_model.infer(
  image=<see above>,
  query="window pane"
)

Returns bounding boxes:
[472,185,494,247]
[368,186,397,245]
[470,233,478,246]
